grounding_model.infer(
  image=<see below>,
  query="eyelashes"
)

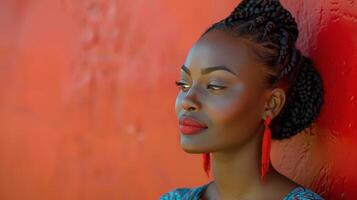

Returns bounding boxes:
[175,81,190,90]
[175,81,190,91]
[174,81,227,91]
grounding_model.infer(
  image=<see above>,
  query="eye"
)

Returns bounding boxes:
[175,81,190,91]
[207,84,227,91]
[175,81,227,92]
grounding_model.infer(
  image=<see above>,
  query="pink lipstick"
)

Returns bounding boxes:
[179,116,208,135]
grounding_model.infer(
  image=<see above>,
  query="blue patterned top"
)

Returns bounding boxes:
[159,181,324,200]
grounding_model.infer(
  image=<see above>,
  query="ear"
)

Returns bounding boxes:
[262,87,286,120]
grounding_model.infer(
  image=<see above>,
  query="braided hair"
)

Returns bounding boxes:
[201,0,324,140]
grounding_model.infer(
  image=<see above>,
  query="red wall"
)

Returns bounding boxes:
[0,0,356,199]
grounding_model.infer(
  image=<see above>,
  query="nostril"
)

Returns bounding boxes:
[182,97,201,111]
[188,107,196,111]
[183,105,197,112]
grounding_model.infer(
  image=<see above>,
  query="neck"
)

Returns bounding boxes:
[210,123,272,199]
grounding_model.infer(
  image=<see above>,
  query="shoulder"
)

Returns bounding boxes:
[159,185,207,200]
[283,186,325,200]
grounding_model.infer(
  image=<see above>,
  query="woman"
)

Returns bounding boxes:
[160,0,324,199]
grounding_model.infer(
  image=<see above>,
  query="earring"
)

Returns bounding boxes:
[202,153,211,178]
[261,115,272,183]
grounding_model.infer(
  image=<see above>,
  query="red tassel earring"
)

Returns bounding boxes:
[261,116,272,183]
[202,153,211,178]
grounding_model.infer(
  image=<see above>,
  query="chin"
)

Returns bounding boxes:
[181,147,203,154]
[180,141,206,154]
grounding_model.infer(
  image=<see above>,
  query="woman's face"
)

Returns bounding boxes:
[175,29,271,153]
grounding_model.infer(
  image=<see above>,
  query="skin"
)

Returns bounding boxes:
[174,29,301,200]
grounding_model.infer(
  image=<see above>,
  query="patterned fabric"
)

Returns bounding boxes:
[159,182,324,200]
[283,187,325,200]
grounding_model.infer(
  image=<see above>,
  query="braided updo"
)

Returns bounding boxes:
[201,0,324,140]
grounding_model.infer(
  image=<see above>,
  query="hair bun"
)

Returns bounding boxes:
[271,55,324,139]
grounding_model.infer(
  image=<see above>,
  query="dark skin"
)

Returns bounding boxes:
[175,29,301,200]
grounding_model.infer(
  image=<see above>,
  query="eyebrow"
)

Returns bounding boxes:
[181,64,239,77]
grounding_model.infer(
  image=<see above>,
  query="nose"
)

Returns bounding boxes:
[181,86,201,112]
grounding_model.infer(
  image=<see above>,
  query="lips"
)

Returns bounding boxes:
[179,116,207,135]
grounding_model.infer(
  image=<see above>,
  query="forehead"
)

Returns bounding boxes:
[184,29,259,75]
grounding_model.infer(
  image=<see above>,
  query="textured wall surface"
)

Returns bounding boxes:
[0,0,356,199]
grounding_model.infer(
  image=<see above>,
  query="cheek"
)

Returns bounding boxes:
[205,84,250,123]
[205,82,265,137]
[205,83,264,148]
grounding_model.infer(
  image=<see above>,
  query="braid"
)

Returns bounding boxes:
[201,0,324,140]
[271,50,324,139]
